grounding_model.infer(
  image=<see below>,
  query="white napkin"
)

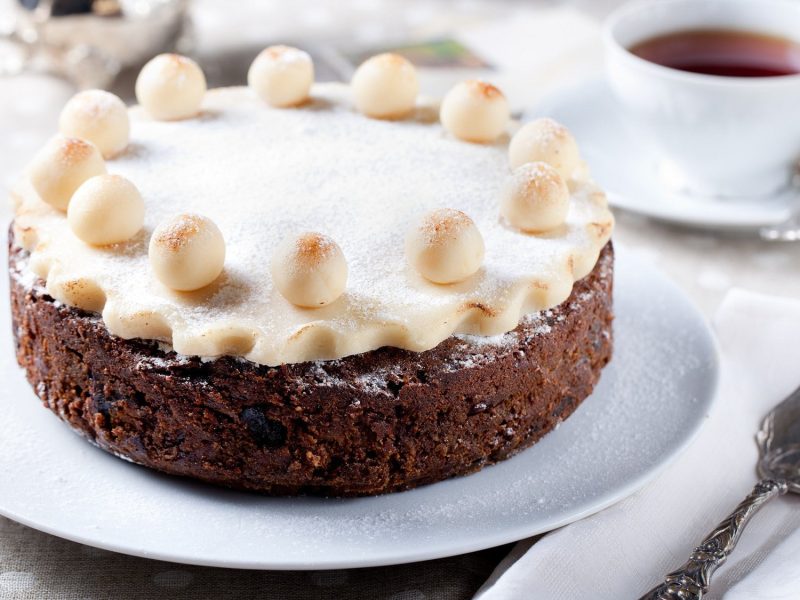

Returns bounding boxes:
[475,288,800,600]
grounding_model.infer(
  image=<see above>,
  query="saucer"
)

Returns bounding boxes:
[533,77,798,231]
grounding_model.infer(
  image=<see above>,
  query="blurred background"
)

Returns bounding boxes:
[0,0,798,318]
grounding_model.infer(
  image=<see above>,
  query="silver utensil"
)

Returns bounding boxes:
[640,384,800,600]
[2,0,189,88]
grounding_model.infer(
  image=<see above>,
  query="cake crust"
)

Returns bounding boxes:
[9,234,613,497]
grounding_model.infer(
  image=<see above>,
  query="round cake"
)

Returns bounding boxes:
[8,50,614,496]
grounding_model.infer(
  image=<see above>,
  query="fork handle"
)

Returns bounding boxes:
[639,478,788,600]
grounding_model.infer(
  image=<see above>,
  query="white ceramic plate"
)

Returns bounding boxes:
[0,249,718,570]
[534,77,799,231]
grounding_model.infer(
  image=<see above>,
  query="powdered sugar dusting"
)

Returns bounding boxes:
[0,251,717,568]
[453,330,518,347]
[13,83,613,365]
[261,45,312,67]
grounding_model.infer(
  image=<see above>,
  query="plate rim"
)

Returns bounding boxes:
[0,250,720,570]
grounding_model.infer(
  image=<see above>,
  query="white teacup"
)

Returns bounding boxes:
[604,0,800,199]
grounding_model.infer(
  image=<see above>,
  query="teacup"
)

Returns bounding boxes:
[603,0,800,199]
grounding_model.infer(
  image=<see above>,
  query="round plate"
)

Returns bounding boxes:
[534,77,799,231]
[0,249,718,570]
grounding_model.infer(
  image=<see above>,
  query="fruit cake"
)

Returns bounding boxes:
[8,49,614,496]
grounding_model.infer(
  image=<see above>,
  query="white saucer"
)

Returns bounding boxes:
[534,77,799,231]
[0,249,719,569]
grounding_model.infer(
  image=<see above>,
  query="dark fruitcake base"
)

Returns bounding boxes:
[9,235,614,497]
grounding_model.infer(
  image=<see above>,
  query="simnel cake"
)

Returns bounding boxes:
[9,48,614,496]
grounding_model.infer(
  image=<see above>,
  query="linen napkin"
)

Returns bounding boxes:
[475,288,800,600]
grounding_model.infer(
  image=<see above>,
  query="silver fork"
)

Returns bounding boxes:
[640,384,800,600]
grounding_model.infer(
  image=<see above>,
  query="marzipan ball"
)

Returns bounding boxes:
[29,135,107,211]
[508,118,581,179]
[135,54,207,121]
[351,53,418,119]
[59,90,130,158]
[248,45,314,107]
[440,80,510,143]
[406,208,484,284]
[501,162,570,232]
[68,174,145,245]
[271,232,348,308]
[149,213,225,291]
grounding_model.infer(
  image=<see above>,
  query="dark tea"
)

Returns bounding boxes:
[630,29,800,77]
